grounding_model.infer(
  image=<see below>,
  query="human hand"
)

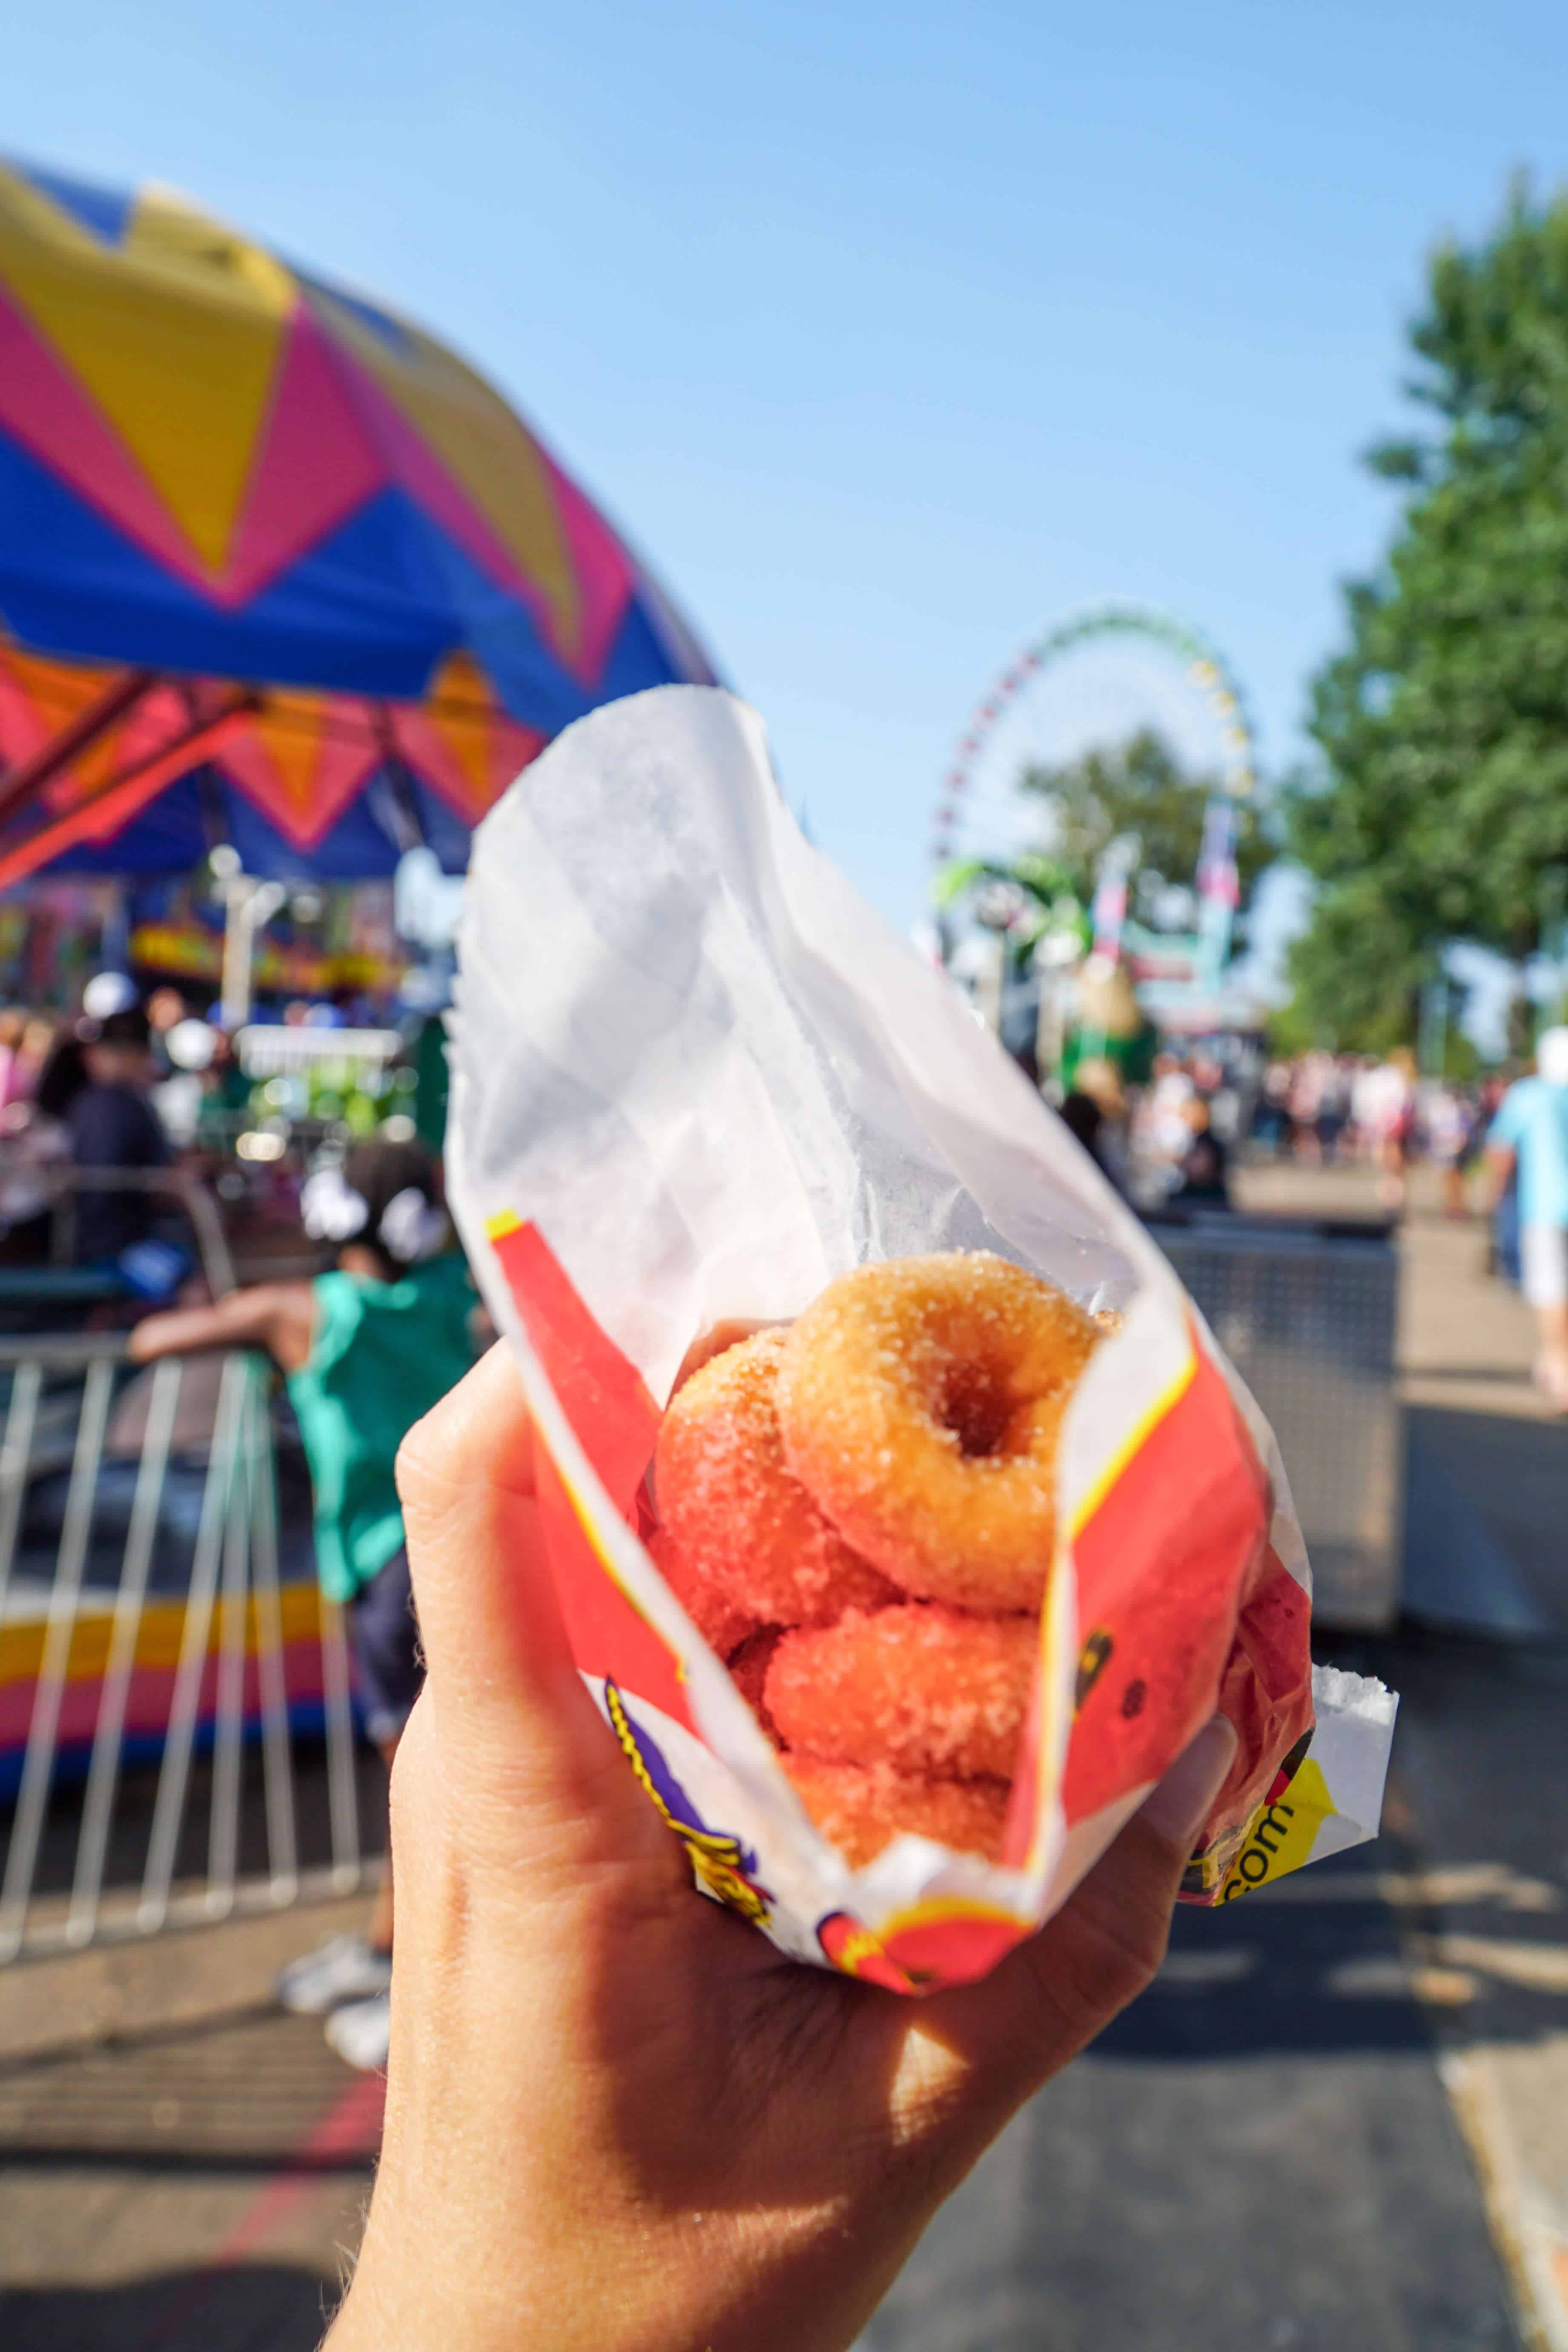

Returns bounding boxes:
[326,1343,1235,2352]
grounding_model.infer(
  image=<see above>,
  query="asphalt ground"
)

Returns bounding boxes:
[860,1168,1568,2352]
[1,1163,1563,2351]
[857,1621,1568,2352]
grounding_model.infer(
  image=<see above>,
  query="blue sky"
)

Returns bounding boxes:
[4,1,1568,946]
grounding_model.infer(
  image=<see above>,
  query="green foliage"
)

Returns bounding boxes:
[1019,728,1274,925]
[1281,879,1435,1052]
[1290,178,1568,1043]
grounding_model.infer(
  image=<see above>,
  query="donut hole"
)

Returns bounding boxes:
[937,1364,1014,1458]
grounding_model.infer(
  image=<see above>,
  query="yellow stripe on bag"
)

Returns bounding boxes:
[1217,1757,1337,1901]
[1068,1338,1198,1540]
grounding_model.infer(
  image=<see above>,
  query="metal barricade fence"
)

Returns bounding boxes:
[1148,1209,1403,1630]
[0,1338,364,1965]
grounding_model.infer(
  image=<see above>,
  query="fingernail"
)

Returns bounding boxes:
[1139,1715,1238,1851]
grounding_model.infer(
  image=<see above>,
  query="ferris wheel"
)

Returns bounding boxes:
[930,604,1259,885]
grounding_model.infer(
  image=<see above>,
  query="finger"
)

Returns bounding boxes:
[912,1716,1237,2124]
[395,1342,654,1854]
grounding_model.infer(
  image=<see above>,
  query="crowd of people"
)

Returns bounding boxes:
[1081,1043,1515,1221]
[1053,1032,1568,1415]
[1249,1046,1506,1214]
[0,990,176,1284]
[0,977,439,1293]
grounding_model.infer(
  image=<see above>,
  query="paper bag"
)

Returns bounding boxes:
[446,685,1396,1993]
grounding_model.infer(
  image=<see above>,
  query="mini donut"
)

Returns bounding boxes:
[775,1253,1102,1613]
[646,1527,756,1658]
[784,1756,1010,1868]
[765,1604,1035,1782]
[725,1625,787,1741]
[652,1328,897,1652]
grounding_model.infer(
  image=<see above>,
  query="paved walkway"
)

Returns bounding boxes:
[0,1895,381,2348]
[865,1168,1568,2351]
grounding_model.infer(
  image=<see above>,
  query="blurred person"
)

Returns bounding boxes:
[1057,1086,1121,1192]
[1455,1081,1487,1209]
[144,985,188,1084]
[1203,1063,1242,1147]
[1348,1055,1381,1162]
[1359,1048,1416,1210]
[1491,1156,1523,1288]
[145,984,187,1039]
[31,1025,89,1122]
[192,1024,252,1153]
[1286,1052,1322,1163]
[1476,1073,1517,1278]
[1072,1055,1130,1192]
[128,1136,479,2068]
[0,1008,26,1109]
[320,1344,1237,2352]
[1170,1095,1232,1208]
[1485,1028,1568,1409]
[1314,1055,1350,1163]
[14,1013,61,1105]
[1255,1059,1292,1155]
[1144,1049,1195,1189]
[0,1024,83,1249]
[66,1003,170,1268]
[1424,1080,1474,1220]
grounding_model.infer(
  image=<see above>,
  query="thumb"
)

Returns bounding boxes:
[395,1341,657,1862]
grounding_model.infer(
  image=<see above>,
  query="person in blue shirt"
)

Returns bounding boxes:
[1486,1026,1568,1411]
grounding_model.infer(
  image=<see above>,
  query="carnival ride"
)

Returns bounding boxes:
[932,604,1261,1021]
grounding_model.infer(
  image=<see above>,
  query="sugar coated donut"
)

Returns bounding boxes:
[725,1625,786,1740]
[784,1756,1010,1868]
[765,1604,1035,1782]
[646,1527,757,1658]
[653,1328,896,1652]
[775,1253,1101,1613]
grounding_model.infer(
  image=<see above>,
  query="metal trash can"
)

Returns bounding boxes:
[1146,1210,1402,1630]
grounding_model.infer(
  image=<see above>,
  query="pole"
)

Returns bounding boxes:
[219,874,287,1031]
[1417,975,1449,1078]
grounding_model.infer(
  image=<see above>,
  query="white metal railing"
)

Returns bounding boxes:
[0,1163,237,1301]
[0,1337,364,1965]
[237,1026,402,1079]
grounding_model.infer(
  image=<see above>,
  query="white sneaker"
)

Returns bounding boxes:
[275,1934,392,2016]
[325,1987,391,2072]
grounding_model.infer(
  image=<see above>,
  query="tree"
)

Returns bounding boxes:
[1273,877,1432,1054]
[1289,178,1568,1046]
[1018,728,1274,931]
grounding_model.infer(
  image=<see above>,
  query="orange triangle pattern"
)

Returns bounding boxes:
[0,643,543,857]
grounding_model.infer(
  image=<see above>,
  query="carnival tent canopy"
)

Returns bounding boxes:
[0,158,717,885]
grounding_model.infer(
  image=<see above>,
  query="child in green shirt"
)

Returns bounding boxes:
[130,1135,480,2068]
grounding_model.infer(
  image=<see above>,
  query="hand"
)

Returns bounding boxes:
[327,1343,1236,2352]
